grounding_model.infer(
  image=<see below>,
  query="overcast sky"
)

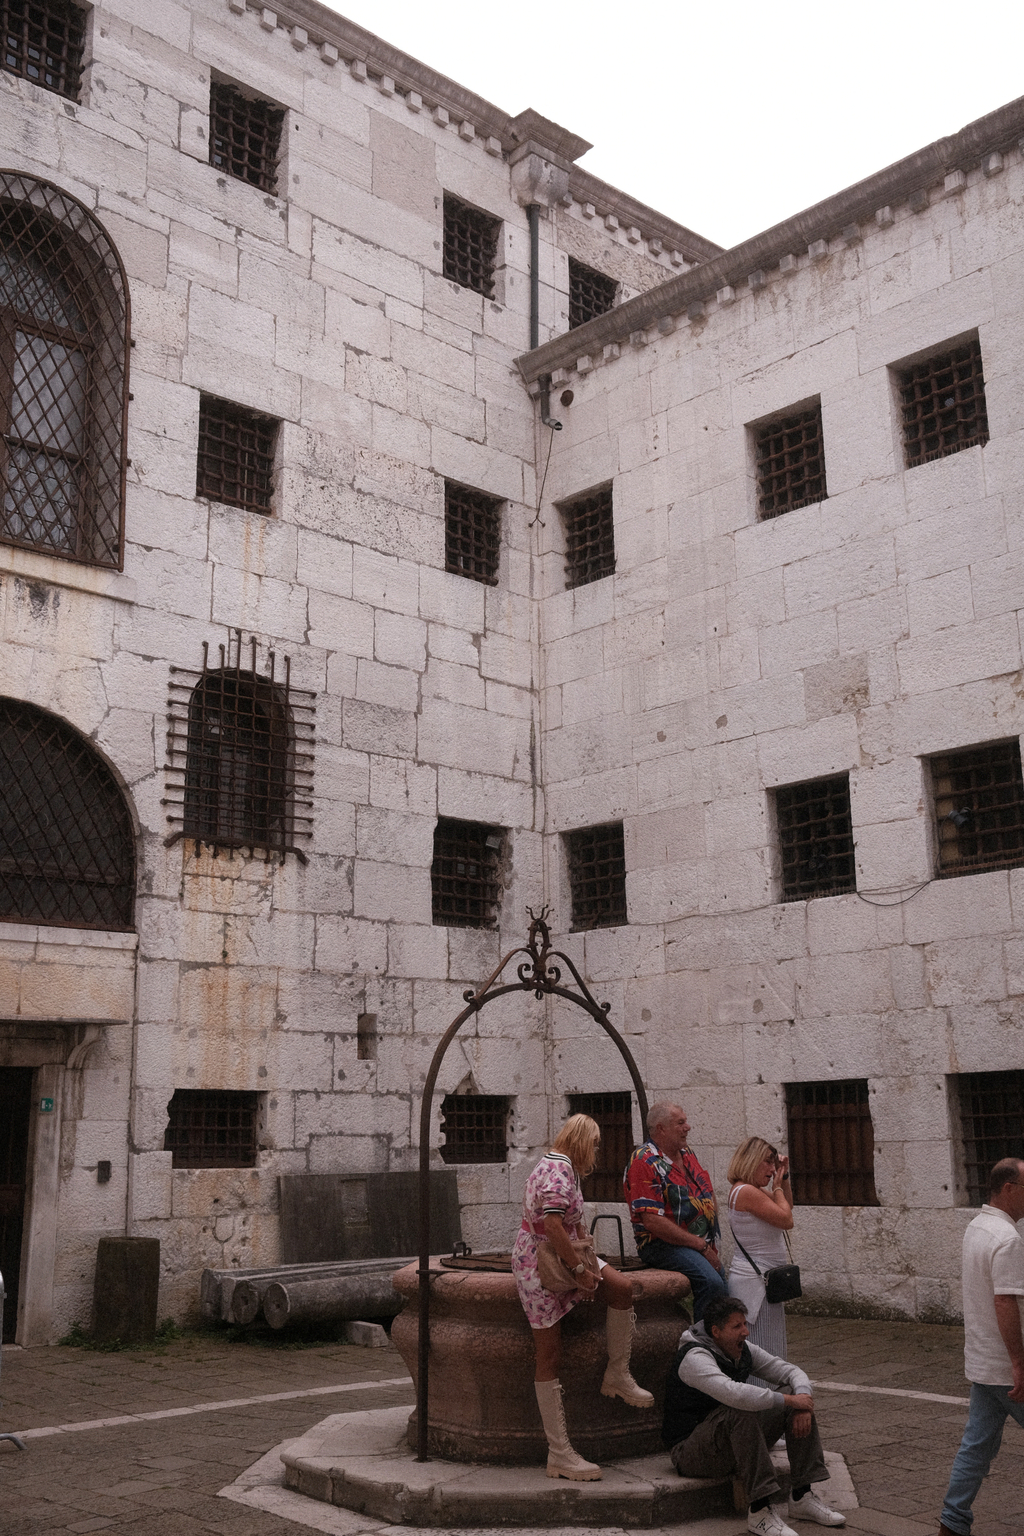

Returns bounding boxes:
[320,0,1024,250]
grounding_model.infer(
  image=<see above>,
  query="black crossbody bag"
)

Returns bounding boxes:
[728,1220,802,1304]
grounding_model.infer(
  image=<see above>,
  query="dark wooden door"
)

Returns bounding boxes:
[0,1068,33,1341]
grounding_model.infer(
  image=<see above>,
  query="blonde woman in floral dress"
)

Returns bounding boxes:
[512,1113,653,1481]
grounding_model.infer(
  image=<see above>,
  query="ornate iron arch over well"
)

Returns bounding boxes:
[414,908,649,1460]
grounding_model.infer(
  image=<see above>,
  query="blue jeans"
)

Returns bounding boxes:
[639,1237,728,1320]
[941,1382,1024,1533]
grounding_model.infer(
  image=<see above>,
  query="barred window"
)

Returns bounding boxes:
[439,1094,509,1164]
[951,1070,1024,1207]
[898,336,988,469]
[565,822,627,931]
[785,1080,879,1206]
[754,406,827,520]
[0,173,129,569]
[0,697,134,931]
[568,259,617,330]
[431,817,505,929]
[775,775,855,902]
[930,740,1024,879]
[164,1089,259,1169]
[209,80,284,194]
[442,195,500,298]
[567,1091,634,1201]
[164,632,315,862]
[561,484,615,589]
[444,480,501,584]
[1,0,84,101]
[197,395,277,514]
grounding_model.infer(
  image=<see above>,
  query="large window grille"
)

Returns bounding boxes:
[754,406,827,519]
[561,484,615,589]
[568,258,617,330]
[0,697,134,930]
[565,822,627,930]
[431,817,505,929]
[898,336,988,469]
[164,631,315,862]
[442,195,499,298]
[1,0,84,101]
[197,395,277,514]
[439,1094,509,1164]
[209,80,283,194]
[785,1080,879,1206]
[929,740,1024,879]
[164,1089,260,1169]
[444,480,501,584]
[0,173,129,568]
[567,1091,634,1201]
[775,775,856,902]
[951,1070,1024,1207]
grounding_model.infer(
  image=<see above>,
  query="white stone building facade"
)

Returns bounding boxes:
[2,0,1023,1340]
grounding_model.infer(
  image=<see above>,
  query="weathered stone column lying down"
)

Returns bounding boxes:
[390,1259,690,1463]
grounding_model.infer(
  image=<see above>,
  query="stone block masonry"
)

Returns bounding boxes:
[2,0,1024,1339]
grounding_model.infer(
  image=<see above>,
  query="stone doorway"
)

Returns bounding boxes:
[0,1067,33,1339]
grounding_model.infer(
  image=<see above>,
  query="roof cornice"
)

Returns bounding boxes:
[517,94,1024,383]
[566,166,723,265]
[229,1,719,262]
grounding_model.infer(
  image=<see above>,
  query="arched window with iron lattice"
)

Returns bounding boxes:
[0,698,135,930]
[0,172,129,568]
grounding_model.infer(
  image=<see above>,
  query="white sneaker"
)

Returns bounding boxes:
[748,1505,798,1536]
[789,1489,845,1527]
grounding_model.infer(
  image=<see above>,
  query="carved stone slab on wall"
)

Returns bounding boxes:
[279,1172,462,1263]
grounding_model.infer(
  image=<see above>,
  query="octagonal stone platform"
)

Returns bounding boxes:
[280,1405,735,1527]
[279,1406,858,1528]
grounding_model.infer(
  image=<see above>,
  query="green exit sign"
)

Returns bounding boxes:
[39,1097,54,1113]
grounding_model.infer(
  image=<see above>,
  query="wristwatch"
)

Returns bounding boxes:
[573,1261,586,1275]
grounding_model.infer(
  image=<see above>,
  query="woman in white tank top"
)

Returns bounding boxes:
[726,1136,794,1387]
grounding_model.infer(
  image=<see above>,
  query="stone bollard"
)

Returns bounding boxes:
[92,1237,160,1345]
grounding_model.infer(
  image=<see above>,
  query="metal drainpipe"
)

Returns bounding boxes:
[527,204,562,432]
[528,202,540,352]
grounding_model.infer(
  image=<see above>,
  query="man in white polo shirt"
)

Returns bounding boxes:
[938,1156,1024,1536]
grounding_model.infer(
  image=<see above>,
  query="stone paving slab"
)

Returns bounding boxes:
[0,1318,1021,1534]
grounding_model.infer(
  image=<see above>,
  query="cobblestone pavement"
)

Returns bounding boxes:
[0,1317,1019,1535]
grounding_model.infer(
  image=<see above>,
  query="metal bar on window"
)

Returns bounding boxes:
[442,195,499,298]
[561,485,615,589]
[755,407,827,520]
[163,630,316,863]
[444,481,501,585]
[931,740,1024,878]
[431,818,505,929]
[899,337,988,469]
[569,259,617,330]
[439,1094,508,1164]
[209,80,283,194]
[566,823,627,930]
[785,1080,879,1207]
[0,0,84,101]
[776,775,855,901]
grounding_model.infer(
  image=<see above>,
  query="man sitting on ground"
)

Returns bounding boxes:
[663,1295,845,1536]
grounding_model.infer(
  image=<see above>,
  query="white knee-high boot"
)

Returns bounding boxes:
[600,1307,654,1407]
[534,1379,602,1480]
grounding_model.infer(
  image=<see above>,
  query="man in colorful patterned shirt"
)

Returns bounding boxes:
[624,1101,727,1320]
